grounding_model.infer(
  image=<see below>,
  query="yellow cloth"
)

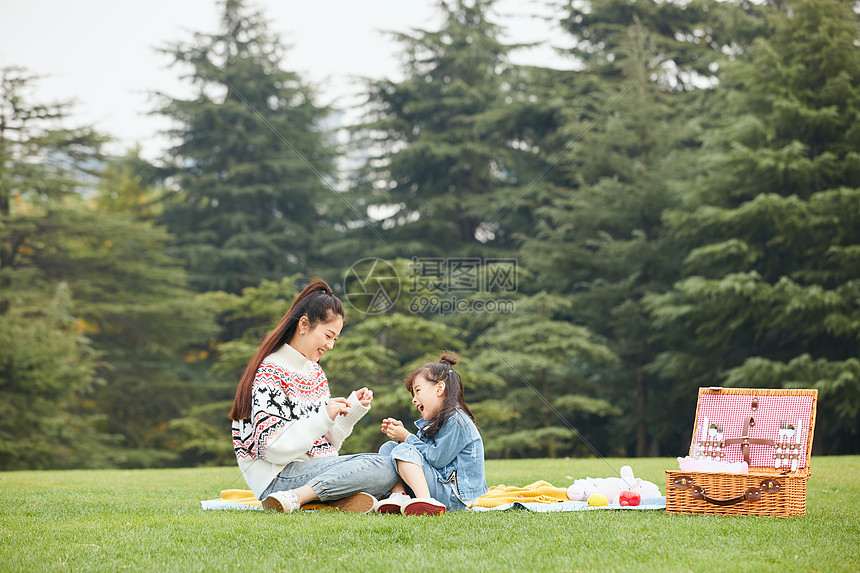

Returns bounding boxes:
[216,489,263,507]
[211,489,332,510]
[471,480,570,508]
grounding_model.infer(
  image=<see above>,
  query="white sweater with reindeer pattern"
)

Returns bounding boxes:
[231,343,368,499]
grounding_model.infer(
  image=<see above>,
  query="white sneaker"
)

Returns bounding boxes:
[262,490,301,513]
[376,492,410,514]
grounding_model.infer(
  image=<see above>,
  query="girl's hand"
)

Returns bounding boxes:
[381,418,409,442]
[326,397,351,421]
[355,387,374,408]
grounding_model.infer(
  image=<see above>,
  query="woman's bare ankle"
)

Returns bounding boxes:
[292,484,319,505]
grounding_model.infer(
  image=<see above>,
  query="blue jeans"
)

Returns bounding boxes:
[379,441,467,511]
[261,453,400,502]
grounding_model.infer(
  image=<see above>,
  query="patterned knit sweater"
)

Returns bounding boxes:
[232,343,369,499]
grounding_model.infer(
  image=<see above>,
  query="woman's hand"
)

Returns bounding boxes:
[381,417,410,442]
[355,387,374,408]
[326,397,351,421]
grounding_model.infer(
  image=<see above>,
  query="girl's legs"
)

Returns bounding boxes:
[380,441,440,500]
[379,440,409,495]
[376,460,444,515]
[393,459,446,515]
[379,442,453,514]
[396,460,431,498]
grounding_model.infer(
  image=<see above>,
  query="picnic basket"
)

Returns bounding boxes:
[665,387,817,517]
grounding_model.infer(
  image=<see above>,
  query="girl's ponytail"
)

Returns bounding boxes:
[405,351,476,439]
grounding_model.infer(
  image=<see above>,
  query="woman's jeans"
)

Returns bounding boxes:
[261,453,400,502]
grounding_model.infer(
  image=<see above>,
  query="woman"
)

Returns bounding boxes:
[229,279,398,513]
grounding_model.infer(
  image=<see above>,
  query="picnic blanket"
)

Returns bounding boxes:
[201,482,665,512]
[469,480,665,512]
[200,489,331,511]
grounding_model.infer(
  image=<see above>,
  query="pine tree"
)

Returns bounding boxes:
[157,0,338,293]
[0,69,218,468]
[468,292,618,458]
[351,0,552,259]
[560,0,770,90]
[0,68,110,468]
[0,283,109,469]
[519,0,745,456]
[646,0,860,453]
[83,154,219,466]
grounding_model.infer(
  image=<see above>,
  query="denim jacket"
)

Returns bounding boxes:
[405,408,487,500]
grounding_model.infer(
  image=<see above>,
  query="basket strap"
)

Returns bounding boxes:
[690,485,762,506]
[723,415,775,464]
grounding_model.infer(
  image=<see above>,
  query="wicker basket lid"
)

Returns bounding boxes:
[689,387,818,474]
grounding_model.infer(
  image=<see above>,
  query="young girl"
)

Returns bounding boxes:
[377,353,487,515]
[229,279,399,513]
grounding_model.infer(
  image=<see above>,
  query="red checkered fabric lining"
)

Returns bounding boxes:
[695,394,814,469]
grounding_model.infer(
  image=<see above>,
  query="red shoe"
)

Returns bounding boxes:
[402,497,446,516]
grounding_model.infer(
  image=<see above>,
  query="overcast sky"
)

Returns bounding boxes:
[0,0,573,160]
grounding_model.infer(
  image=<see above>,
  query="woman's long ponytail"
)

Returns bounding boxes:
[228,279,344,421]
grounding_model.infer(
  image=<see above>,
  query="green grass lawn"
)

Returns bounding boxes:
[1,457,858,572]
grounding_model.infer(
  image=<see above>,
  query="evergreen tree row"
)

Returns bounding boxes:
[1,0,857,469]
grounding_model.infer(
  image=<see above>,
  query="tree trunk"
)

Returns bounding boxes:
[635,363,648,457]
[542,369,556,458]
